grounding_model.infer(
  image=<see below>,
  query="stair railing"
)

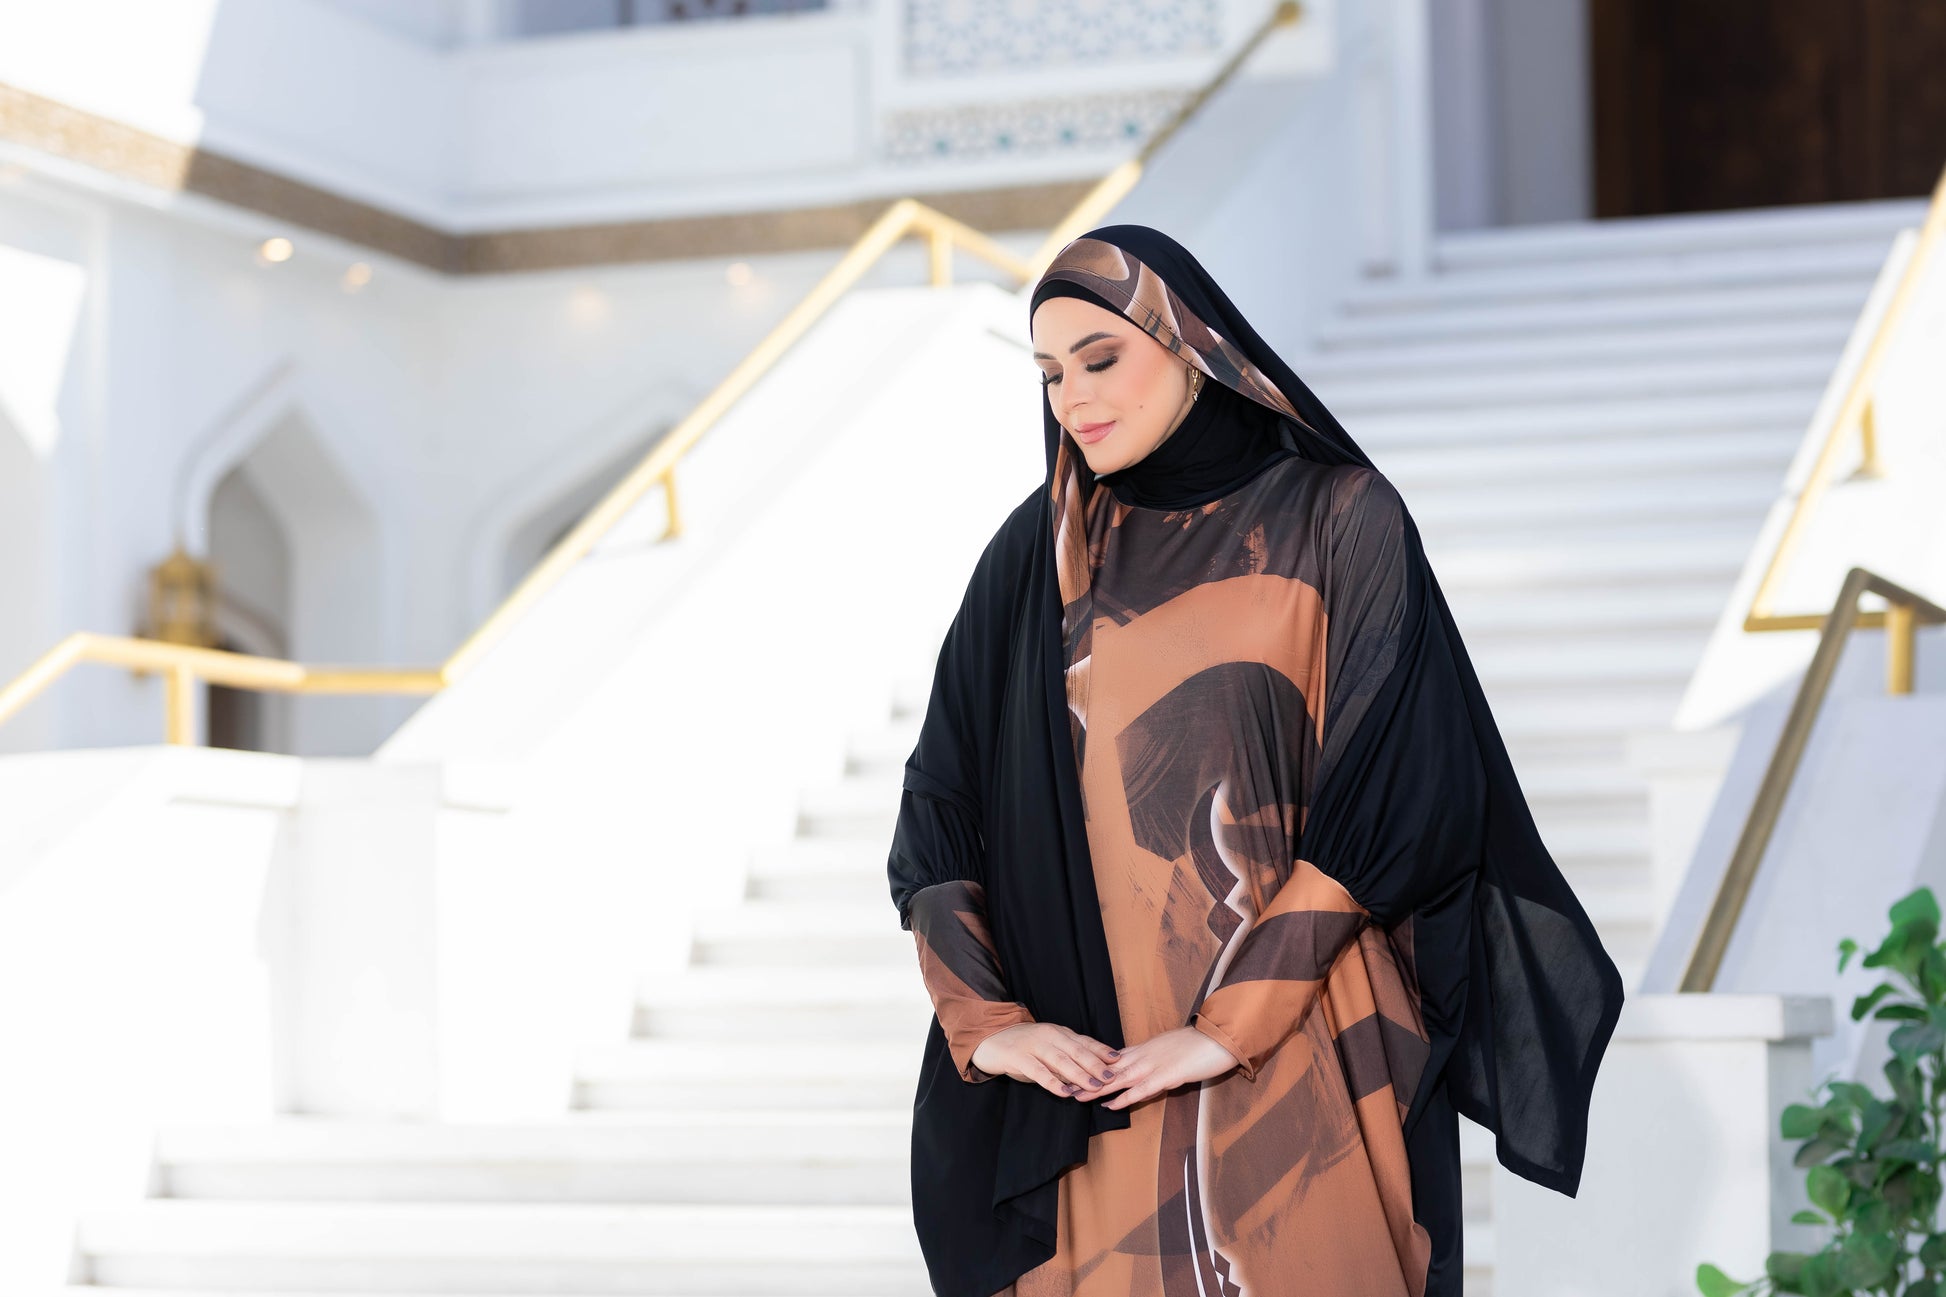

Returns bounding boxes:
[0,1,1304,747]
[1680,161,1946,992]
[1680,568,1946,992]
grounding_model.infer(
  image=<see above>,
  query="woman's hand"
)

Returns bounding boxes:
[1075,1026,1242,1110]
[970,1022,1123,1098]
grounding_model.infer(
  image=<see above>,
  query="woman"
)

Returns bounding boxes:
[886,224,1625,1297]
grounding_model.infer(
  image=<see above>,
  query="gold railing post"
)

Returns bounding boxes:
[164,663,196,745]
[1857,397,1883,479]
[1887,599,1916,694]
[661,466,683,541]
[927,226,953,287]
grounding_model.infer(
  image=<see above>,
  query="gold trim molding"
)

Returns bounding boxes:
[0,81,1093,274]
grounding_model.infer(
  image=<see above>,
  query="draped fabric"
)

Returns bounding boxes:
[886,225,1626,1297]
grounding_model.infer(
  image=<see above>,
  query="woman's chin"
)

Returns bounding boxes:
[1076,440,1125,472]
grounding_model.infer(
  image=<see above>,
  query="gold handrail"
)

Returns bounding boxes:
[1681,568,1946,992]
[1677,166,1946,987]
[0,1,1305,747]
[1742,162,1946,636]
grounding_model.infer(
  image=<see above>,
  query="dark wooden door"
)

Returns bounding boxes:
[1592,0,1946,217]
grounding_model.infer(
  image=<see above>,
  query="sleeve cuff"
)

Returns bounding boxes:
[1192,1014,1257,1081]
[948,1004,1037,1083]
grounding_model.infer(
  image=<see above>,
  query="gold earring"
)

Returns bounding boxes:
[1188,366,1203,401]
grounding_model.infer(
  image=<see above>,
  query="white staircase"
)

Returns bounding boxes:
[57,199,1919,1297]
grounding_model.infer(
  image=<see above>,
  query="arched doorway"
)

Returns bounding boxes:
[198,405,386,756]
[205,462,293,753]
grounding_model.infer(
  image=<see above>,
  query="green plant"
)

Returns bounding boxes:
[1698,887,1946,1297]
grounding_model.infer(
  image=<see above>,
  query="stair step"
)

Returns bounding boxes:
[574,1040,916,1111]
[72,1200,927,1294]
[1431,526,1755,588]
[633,967,932,1041]
[1297,315,1850,380]
[1431,198,1919,270]
[1440,581,1733,636]
[745,837,900,903]
[1310,351,1841,416]
[693,900,911,967]
[1340,238,1888,314]
[1316,282,1868,349]
[152,1114,907,1204]
[1405,469,1783,538]
[1379,423,1795,486]
[1349,387,1820,450]
[62,1291,921,1297]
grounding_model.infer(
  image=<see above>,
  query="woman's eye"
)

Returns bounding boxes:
[1039,354,1119,387]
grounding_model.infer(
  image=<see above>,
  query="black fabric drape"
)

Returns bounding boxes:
[888,224,1626,1296]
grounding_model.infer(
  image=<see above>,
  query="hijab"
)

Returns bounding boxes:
[1028,277,1293,509]
[888,224,1626,1297]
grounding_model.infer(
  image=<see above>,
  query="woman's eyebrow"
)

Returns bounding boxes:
[1032,331,1117,361]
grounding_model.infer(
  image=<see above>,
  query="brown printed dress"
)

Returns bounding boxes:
[906,454,1437,1297]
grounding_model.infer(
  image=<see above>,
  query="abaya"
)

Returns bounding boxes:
[886,225,1626,1297]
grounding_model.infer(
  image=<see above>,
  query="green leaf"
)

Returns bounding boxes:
[1781,1104,1828,1139]
[1890,886,1940,936]
[1858,1100,1899,1151]
[1790,1137,1837,1168]
[1875,1003,1928,1021]
[1788,1208,1826,1225]
[1886,1056,1924,1105]
[1792,1249,1836,1297]
[1834,1230,1897,1288]
[1794,1136,1850,1167]
[1840,1153,1883,1189]
[1826,1081,1876,1110]
[1805,1164,1850,1218]
[1880,1162,1921,1211]
[1921,945,1946,1003]
[1873,1137,1935,1163]
[1696,1262,1751,1297]
[1849,983,1900,1020]
[1920,1232,1946,1267]
[1889,1017,1946,1057]
[1838,937,1859,972]
[1764,1249,1807,1293]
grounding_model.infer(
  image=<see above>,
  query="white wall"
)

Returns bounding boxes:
[0,166,1009,754]
[0,0,1332,233]
[1430,0,1592,231]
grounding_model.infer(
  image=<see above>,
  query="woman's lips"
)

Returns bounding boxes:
[1073,420,1116,444]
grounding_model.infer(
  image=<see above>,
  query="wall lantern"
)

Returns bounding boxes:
[144,543,220,649]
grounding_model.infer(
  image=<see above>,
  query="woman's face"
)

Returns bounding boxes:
[1032,295,1198,475]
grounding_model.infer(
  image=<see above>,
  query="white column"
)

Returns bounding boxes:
[1494,993,1835,1297]
[1385,0,1435,277]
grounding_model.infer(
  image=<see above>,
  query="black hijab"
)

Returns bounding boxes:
[889,224,1626,1297]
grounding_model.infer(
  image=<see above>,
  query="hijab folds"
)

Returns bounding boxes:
[887,224,1626,1295]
